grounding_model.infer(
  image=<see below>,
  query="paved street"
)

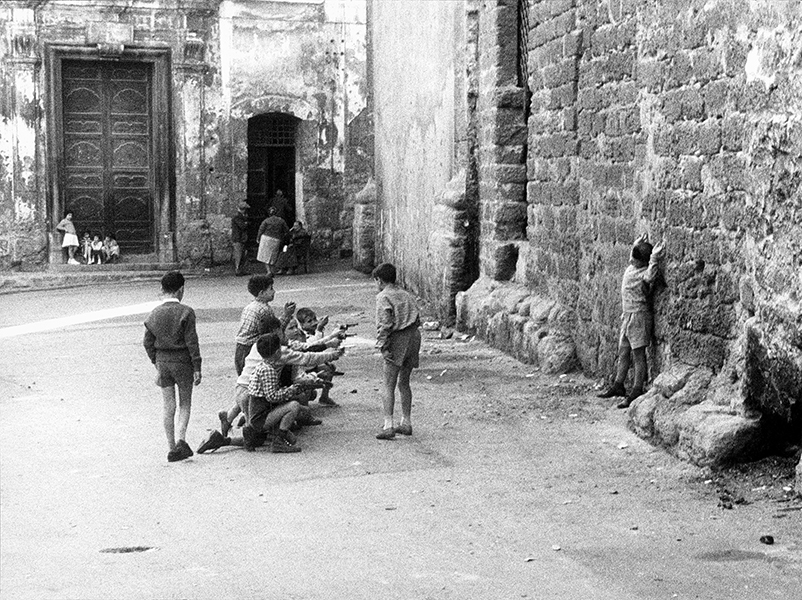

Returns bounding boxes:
[1,267,799,600]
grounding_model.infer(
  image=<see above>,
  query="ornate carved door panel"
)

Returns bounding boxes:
[61,60,153,253]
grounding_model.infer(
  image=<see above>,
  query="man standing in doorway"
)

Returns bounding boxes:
[269,189,292,227]
[231,200,249,276]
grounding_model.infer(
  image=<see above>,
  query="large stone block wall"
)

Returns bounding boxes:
[0,0,366,270]
[458,0,801,465]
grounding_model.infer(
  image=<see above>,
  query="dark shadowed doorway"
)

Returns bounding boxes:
[247,113,298,246]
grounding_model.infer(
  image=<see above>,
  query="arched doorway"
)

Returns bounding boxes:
[246,113,299,245]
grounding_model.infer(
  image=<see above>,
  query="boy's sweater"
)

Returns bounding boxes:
[620,256,660,314]
[143,299,202,370]
[236,343,339,388]
[375,284,420,349]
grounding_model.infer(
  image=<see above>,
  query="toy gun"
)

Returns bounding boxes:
[337,322,359,338]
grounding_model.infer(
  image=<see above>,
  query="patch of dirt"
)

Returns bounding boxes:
[694,455,802,512]
[419,329,802,510]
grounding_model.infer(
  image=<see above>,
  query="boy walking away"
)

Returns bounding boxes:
[372,263,421,440]
[55,211,80,265]
[598,234,664,408]
[144,271,202,462]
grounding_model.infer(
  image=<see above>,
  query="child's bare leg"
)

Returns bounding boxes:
[398,366,413,425]
[614,343,631,386]
[630,347,647,394]
[162,387,177,450]
[382,362,401,429]
[226,403,241,423]
[175,380,193,442]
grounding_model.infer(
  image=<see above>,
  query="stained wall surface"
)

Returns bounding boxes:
[369,0,474,316]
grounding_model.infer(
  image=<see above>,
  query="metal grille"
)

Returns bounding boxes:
[248,115,296,147]
[517,0,530,89]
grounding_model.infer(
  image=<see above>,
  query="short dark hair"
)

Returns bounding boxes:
[262,315,282,334]
[247,274,274,297]
[256,332,282,359]
[632,240,653,262]
[161,271,185,293]
[372,262,397,284]
[296,307,317,322]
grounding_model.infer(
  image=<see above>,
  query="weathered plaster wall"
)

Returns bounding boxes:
[457,0,802,465]
[369,0,474,317]
[0,0,366,269]
[0,5,46,268]
[221,0,367,259]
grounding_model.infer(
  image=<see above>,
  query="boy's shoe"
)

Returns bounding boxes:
[67,258,80,265]
[197,430,226,453]
[318,396,339,407]
[271,438,301,453]
[376,428,396,440]
[618,387,644,409]
[218,411,231,437]
[242,426,257,451]
[175,439,193,460]
[168,440,193,462]
[394,423,413,436]
[597,383,626,398]
[297,414,323,426]
[278,428,297,446]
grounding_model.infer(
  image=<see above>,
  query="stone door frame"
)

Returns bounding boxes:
[45,44,175,264]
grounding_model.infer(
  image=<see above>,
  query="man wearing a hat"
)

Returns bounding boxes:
[231,200,249,276]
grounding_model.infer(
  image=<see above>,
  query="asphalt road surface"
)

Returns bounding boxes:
[1,268,799,599]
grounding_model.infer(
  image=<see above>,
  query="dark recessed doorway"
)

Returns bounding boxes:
[247,113,298,246]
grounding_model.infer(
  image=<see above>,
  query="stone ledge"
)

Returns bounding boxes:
[628,365,766,468]
[456,275,577,374]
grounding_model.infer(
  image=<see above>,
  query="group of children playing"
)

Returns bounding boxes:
[143,262,421,462]
[55,211,120,265]
[144,230,664,463]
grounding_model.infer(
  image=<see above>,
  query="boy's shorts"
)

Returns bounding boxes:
[382,325,421,369]
[619,311,653,350]
[154,360,194,388]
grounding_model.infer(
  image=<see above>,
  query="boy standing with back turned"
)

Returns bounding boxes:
[372,263,421,440]
[144,271,202,462]
[598,233,664,408]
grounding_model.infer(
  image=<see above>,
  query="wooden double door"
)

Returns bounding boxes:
[60,59,154,253]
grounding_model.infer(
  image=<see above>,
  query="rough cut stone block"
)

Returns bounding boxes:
[537,333,577,374]
[676,404,763,467]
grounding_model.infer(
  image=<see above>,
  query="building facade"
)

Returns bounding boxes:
[0,0,367,268]
[363,0,802,466]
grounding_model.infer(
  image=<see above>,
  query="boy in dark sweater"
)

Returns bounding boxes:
[143,271,202,462]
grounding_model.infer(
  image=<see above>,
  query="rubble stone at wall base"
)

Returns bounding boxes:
[629,365,765,468]
[456,275,577,374]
